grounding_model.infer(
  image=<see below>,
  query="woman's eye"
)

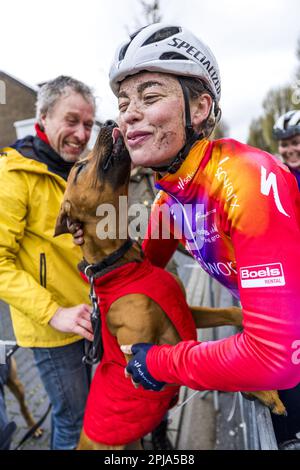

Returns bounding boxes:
[144,94,159,103]
[118,102,129,112]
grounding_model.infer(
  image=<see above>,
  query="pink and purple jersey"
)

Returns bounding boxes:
[143,138,300,392]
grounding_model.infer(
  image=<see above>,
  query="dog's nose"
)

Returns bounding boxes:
[103,120,118,130]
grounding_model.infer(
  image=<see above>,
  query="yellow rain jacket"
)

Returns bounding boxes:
[0,147,89,347]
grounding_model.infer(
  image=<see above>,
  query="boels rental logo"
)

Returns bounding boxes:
[239,263,285,288]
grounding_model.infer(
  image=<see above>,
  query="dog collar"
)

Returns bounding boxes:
[80,238,136,278]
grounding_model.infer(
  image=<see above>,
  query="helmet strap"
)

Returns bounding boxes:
[151,78,201,174]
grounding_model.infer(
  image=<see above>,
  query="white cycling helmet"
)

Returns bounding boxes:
[273,110,300,140]
[109,23,221,102]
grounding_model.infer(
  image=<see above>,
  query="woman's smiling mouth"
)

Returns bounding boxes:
[126,131,152,148]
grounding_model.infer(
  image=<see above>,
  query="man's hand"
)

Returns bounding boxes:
[49,304,94,341]
[67,221,84,246]
[120,343,166,391]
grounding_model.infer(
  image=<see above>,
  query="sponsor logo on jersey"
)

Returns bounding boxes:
[177,172,194,190]
[239,262,285,288]
[202,260,237,277]
[260,166,290,217]
[215,157,240,212]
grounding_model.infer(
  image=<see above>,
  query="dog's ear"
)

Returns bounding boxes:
[54,200,72,237]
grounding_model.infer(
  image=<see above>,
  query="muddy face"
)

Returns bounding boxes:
[55,120,131,235]
[118,72,186,168]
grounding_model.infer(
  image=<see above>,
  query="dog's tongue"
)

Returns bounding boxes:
[112,127,121,144]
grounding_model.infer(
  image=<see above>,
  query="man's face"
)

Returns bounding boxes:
[278,135,300,170]
[117,72,186,168]
[41,90,95,162]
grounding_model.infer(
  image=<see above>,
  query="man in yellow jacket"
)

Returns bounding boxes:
[0,76,95,449]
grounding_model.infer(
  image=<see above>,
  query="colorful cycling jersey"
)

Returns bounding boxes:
[143,138,300,391]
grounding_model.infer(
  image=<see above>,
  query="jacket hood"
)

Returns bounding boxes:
[0,147,65,181]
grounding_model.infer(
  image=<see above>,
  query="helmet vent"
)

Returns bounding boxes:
[142,27,181,46]
[119,26,150,60]
[159,52,187,61]
[119,42,131,61]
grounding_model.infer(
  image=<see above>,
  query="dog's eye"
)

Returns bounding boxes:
[76,163,87,174]
[74,162,87,182]
[75,159,87,167]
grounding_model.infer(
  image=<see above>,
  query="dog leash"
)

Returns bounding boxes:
[82,270,104,365]
[0,342,52,450]
[81,239,135,366]
[167,390,201,421]
[14,403,52,450]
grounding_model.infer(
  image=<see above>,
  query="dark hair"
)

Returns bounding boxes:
[179,76,221,137]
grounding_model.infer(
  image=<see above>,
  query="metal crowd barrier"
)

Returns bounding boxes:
[0,340,18,364]
[175,253,279,450]
[208,276,278,450]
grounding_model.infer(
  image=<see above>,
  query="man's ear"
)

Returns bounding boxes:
[40,114,47,132]
[54,200,72,236]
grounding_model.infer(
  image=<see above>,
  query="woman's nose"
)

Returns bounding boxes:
[123,102,143,124]
[286,145,294,157]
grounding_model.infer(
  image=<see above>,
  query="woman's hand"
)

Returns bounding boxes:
[120,343,166,391]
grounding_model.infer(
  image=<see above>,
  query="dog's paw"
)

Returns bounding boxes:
[33,427,44,439]
[242,390,287,416]
[229,306,243,327]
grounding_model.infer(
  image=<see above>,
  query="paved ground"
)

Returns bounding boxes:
[0,300,51,450]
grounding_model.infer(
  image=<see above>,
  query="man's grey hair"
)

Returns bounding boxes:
[36,75,95,127]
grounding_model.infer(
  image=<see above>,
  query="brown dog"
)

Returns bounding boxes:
[3,355,43,439]
[55,121,285,450]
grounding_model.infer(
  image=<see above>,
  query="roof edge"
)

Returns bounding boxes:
[0,70,38,94]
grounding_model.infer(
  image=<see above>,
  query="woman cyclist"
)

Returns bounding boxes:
[74,24,300,419]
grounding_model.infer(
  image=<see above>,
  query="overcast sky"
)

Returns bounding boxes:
[1,0,299,142]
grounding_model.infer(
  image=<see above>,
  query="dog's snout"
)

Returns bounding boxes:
[103,120,118,130]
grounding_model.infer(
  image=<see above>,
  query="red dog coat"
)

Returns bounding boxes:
[81,257,196,446]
